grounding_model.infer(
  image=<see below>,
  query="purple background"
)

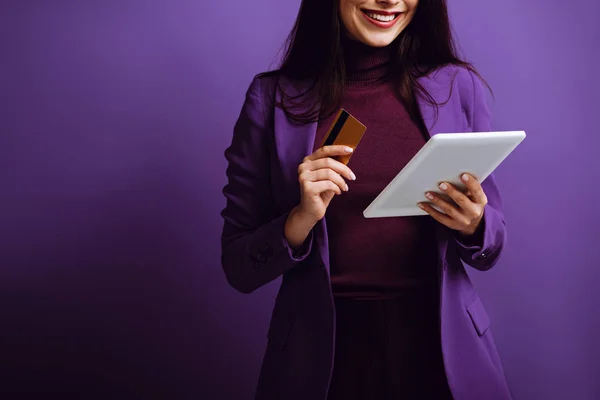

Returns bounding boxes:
[2,0,599,398]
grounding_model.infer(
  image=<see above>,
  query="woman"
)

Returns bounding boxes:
[221,0,512,399]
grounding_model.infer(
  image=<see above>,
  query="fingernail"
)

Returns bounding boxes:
[418,203,425,209]
[426,192,434,200]
[462,174,469,182]
[345,184,349,191]
[344,147,353,153]
[350,172,356,180]
[439,183,448,191]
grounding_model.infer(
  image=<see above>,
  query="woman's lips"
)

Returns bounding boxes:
[361,9,403,29]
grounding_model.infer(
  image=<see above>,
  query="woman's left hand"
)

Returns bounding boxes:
[418,173,487,236]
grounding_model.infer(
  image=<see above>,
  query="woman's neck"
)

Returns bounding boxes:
[341,34,393,87]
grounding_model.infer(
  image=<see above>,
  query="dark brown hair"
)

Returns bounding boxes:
[258,0,488,133]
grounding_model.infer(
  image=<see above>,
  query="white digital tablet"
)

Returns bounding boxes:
[363,131,526,218]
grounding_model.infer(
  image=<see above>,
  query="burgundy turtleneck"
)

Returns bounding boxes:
[313,37,439,299]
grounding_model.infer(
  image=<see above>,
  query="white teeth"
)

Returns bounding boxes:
[366,12,396,22]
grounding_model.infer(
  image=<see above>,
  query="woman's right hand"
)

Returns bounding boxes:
[297,145,357,221]
[284,145,356,249]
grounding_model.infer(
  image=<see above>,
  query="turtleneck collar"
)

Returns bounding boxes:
[340,34,393,87]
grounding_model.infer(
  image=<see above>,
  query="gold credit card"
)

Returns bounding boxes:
[320,108,367,165]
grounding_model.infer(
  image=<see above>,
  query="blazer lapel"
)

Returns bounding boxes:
[272,77,319,212]
[416,68,462,137]
[417,73,446,137]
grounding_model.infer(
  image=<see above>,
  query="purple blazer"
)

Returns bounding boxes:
[221,65,512,400]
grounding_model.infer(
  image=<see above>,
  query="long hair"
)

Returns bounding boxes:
[259,0,488,133]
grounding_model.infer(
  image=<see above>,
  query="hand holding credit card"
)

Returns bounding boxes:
[286,109,365,240]
[319,109,367,164]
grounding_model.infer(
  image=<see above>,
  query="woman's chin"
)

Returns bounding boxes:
[357,34,397,48]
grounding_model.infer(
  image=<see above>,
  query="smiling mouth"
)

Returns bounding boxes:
[361,9,402,23]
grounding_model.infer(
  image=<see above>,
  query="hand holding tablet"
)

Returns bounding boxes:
[363,130,526,218]
[418,172,490,236]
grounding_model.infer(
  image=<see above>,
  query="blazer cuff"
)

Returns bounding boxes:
[280,211,314,262]
[454,205,502,264]
[248,211,314,268]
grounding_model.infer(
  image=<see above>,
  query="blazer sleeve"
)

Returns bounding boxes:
[453,68,507,271]
[220,77,314,294]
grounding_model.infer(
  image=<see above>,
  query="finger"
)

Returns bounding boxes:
[322,190,336,201]
[437,182,479,216]
[302,169,348,192]
[309,180,342,196]
[418,202,456,227]
[305,157,356,181]
[460,174,487,205]
[305,145,354,162]
[424,191,470,227]
[311,169,349,192]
